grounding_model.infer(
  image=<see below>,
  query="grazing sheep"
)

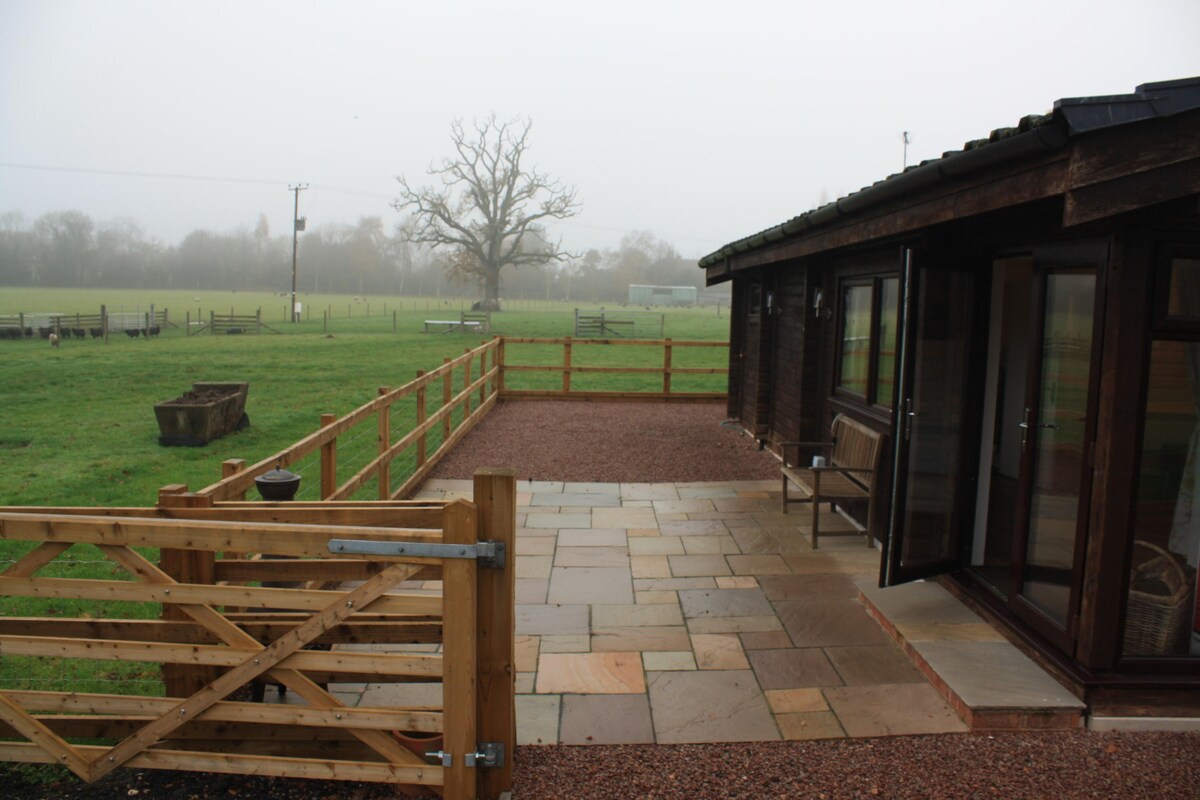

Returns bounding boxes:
[89,327,103,339]
[38,326,52,339]
[49,332,59,348]
[124,328,140,338]
[71,327,85,339]
[148,325,161,337]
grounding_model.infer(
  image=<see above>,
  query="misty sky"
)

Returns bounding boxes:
[2,0,1198,261]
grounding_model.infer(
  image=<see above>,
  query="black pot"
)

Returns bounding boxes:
[255,468,302,501]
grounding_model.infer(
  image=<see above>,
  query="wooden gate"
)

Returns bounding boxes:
[0,470,516,800]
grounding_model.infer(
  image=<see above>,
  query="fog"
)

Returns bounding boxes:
[2,0,1198,262]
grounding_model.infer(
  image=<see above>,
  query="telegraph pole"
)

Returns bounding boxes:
[902,131,911,170]
[289,183,309,322]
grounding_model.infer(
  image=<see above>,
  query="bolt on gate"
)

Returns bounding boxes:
[0,469,516,800]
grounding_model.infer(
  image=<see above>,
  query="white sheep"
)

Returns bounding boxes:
[49,332,59,348]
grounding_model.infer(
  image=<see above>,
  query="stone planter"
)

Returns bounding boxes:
[154,382,250,446]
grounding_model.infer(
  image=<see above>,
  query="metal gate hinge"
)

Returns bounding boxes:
[466,742,505,768]
[328,539,505,568]
[423,743,505,769]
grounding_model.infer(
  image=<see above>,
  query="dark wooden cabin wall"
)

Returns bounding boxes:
[767,268,808,445]
[726,279,746,420]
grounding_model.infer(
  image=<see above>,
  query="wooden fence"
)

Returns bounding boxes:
[0,469,516,799]
[497,336,728,401]
[198,339,500,503]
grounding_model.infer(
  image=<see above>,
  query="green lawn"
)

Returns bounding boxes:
[0,288,730,508]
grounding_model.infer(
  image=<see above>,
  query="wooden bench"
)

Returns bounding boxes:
[780,414,883,549]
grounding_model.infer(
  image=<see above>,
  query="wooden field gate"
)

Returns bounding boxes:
[0,469,516,799]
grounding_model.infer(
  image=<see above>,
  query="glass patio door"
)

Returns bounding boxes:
[881,249,982,585]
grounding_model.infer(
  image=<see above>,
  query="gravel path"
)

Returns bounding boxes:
[426,400,780,483]
[6,402,1199,799]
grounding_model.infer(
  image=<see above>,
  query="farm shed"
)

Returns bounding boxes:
[628,284,698,306]
[700,77,1200,719]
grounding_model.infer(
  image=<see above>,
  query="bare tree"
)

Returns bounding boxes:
[392,115,580,310]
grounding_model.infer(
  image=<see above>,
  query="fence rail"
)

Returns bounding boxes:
[0,468,516,799]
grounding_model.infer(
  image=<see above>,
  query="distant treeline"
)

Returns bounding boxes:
[0,210,718,303]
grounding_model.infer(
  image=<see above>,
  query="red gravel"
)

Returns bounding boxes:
[427,400,780,483]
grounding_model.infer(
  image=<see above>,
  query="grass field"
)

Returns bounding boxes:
[0,287,730,508]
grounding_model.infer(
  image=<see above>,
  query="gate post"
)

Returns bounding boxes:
[474,468,516,799]
[441,499,479,800]
[320,412,337,499]
[157,484,218,697]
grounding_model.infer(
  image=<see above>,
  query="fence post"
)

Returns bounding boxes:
[256,307,262,334]
[463,348,473,419]
[563,337,573,394]
[320,412,337,499]
[441,499,479,800]
[474,468,516,799]
[417,370,428,469]
[378,386,391,499]
[157,484,218,697]
[478,344,488,408]
[100,305,108,343]
[442,357,452,443]
[210,310,215,335]
[496,337,506,396]
[663,337,673,396]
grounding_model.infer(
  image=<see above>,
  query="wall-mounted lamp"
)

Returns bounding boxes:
[812,288,831,320]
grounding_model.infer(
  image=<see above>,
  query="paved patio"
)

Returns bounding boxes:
[297,478,1086,744]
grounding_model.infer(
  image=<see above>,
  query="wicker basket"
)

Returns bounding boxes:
[1125,541,1193,657]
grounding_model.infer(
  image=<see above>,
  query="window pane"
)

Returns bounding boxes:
[873,277,900,406]
[1167,257,1200,319]
[839,284,873,395]
[1126,339,1200,657]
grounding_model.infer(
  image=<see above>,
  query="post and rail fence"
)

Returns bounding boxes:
[0,334,724,795]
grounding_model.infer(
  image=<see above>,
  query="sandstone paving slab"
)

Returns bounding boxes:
[766,687,829,714]
[715,576,759,589]
[712,497,776,513]
[516,555,554,579]
[516,603,590,635]
[619,483,680,500]
[540,634,590,653]
[514,634,540,672]
[525,480,565,492]
[563,482,621,494]
[635,590,679,604]
[516,694,561,745]
[660,519,730,537]
[728,528,813,556]
[630,555,672,579]
[593,603,684,628]
[727,554,791,575]
[557,528,629,547]
[516,536,557,556]
[681,535,741,555]
[774,598,892,648]
[516,578,549,604]
[689,616,784,634]
[643,651,697,671]
[530,492,622,507]
[592,626,692,652]
[652,499,717,514]
[777,711,847,740]
[675,485,739,499]
[592,507,658,529]
[536,651,645,694]
[647,670,779,744]
[758,573,861,601]
[823,644,927,686]
[515,673,535,693]
[525,512,591,529]
[554,546,630,568]
[628,536,686,556]
[691,633,750,670]
[559,694,656,744]
[740,630,795,650]
[668,554,732,577]
[547,566,634,605]
[635,577,718,591]
[678,587,774,619]
[748,648,843,690]
[822,683,969,737]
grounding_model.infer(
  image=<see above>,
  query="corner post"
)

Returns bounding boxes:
[562,336,573,394]
[441,499,479,800]
[663,337,673,395]
[157,484,217,697]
